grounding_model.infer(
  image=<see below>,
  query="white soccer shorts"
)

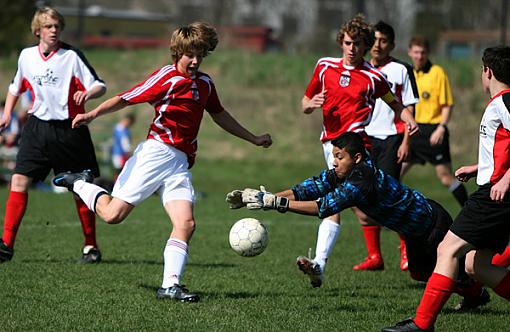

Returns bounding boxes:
[111,139,195,206]
[322,141,334,169]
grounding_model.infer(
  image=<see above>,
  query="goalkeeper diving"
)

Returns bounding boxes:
[226,131,492,310]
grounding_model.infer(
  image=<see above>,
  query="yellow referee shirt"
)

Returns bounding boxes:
[413,61,454,124]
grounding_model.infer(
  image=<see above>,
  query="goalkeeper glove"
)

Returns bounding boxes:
[226,189,244,209]
[242,186,289,213]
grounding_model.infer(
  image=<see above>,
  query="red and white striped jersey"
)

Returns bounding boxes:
[304,57,392,146]
[119,64,224,167]
[477,90,510,185]
[8,43,105,121]
[365,57,419,139]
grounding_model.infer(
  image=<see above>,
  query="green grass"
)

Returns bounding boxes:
[0,159,508,331]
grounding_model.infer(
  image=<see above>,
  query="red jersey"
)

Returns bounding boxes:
[477,90,510,185]
[119,64,224,167]
[304,57,392,146]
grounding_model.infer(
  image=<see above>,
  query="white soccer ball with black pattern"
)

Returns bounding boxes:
[229,218,268,257]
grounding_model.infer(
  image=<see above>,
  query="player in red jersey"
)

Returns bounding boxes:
[0,7,106,264]
[52,22,272,302]
[383,46,510,331]
[297,15,418,287]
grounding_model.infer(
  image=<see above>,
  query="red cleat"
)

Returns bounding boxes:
[353,254,384,271]
[400,244,408,271]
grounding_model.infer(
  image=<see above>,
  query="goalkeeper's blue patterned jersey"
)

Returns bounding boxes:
[291,160,433,237]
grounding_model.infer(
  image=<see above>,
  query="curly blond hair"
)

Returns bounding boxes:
[170,22,218,62]
[336,14,374,52]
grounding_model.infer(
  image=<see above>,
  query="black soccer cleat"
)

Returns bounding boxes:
[80,245,102,264]
[0,239,14,263]
[381,318,434,332]
[53,169,93,192]
[454,288,490,311]
[156,284,200,302]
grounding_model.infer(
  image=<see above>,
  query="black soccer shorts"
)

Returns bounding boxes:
[408,123,452,165]
[451,184,510,254]
[15,116,100,182]
[369,134,404,180]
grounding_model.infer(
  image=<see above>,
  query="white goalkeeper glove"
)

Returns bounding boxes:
[241,186,289,213]
[226,189,244,209]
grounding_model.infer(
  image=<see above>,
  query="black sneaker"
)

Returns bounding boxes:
[0,239,13,263]
[53,170,93,192]
[381,318,434,332]
[156,284,200,302]
[454,288,490,311]
[80,245,101,264]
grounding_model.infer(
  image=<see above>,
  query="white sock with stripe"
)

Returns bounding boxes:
[72,180,108,212]
[162,238,188,288]
[313,218,341,272]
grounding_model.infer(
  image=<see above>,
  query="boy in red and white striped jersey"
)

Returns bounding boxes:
[53,22,272,302]
[298,15,418,287]
[383,46,510,332]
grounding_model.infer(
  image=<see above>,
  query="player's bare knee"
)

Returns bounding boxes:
[174,218,196,233]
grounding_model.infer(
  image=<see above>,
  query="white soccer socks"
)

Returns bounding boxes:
[314,218,341,272]
[162,238,188,288]
[72,180,108,212]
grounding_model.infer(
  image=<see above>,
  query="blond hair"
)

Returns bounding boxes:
[170,22,218,62]
[336,14,374,51]
[31,7,65,36]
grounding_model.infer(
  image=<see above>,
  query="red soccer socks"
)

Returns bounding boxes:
[354,226,384,270]
[492,246,510,267]
[493,271,510,300]
[2,191,28,248]
[74,198,98,248]
[414,272,456,329]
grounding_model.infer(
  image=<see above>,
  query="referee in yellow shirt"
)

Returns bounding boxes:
[401,36,468,207]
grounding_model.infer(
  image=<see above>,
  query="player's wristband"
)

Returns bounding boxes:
[439,123,447,129]
[275,197,289,213]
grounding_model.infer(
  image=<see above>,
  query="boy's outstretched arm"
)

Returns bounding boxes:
[210,110,272,147]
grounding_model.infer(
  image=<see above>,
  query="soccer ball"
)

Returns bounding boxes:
[229,218,268,257]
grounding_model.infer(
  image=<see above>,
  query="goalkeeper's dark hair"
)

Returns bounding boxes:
[482,46,510,85]
[331,132,368,160]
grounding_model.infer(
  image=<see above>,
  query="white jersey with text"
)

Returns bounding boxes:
[8,43,105,121]
[477,89,510,185]
[365,57,419,139]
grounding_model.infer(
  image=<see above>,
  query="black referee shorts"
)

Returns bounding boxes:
[15,116,100,182]
[408,123,452,165]
[406,199,453,279]
[451,184,510,254]
[369,134,404,180]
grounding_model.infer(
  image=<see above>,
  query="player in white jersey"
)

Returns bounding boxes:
[355,21,419,272]
[0,7,106,264]
[383,46,510,332]
[53,22,272,302]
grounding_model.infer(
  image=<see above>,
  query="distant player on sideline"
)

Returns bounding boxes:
[299,15,418,287]
[111,113,136,181]
[402,36,468,207]
[0,7,106,264]
[355,21,419,271]
[227,131,488,308]
[53,22,272,302]
[382,46,510,332]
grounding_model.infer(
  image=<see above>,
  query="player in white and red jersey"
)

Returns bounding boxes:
[384,46,510,332]
[0,7,106,264]
[297,15,418,288]
[354,21,419,272]
[52,22,272,302]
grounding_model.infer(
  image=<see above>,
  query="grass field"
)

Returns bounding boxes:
[0,48,507,331]
[0,158,508,331]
